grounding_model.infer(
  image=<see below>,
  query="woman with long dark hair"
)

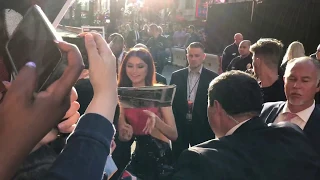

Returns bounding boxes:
[118,48,177,179]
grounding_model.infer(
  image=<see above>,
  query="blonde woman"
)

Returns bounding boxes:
[281,41,305,69]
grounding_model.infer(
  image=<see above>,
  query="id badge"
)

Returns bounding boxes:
[186,112,192,121]
[186,100,193,121]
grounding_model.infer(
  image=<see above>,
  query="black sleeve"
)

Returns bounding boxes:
[45,114,115,180]
[221,47,230,72]
[169,73,176,85]
[226,57,237,71]
[168,149,207,180]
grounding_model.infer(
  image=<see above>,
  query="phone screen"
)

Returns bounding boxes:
[6,5,63,92]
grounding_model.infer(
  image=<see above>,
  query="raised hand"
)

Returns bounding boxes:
[142,110,159,134]
[80,32,118,122]
[0,41,83,179]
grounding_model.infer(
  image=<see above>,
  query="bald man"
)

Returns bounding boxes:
[227,40,252,71]
[221,33,243,72]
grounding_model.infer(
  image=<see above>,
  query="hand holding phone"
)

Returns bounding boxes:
[6,5,63,92]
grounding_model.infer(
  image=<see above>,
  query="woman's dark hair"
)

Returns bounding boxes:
[118,48,156,87]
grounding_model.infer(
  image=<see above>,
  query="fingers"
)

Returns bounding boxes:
[83,33,99,62]
[143,118,152,134]
[143,117,156,134]
[58,112,80,133]
[2,81,11,90]
[9,62,37,101]
[82,32,112,57]
[49,42,84,99]
[64,101,80,119]
[60,124,77,134]
[143,110,155,118]
[70,87,78,102]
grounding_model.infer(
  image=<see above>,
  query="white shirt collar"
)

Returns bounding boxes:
[225,119,250,136]
[188,65,203,74]
[281,101,315,122]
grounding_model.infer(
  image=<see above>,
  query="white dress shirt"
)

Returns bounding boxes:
[187,65,203,103]
[274,101,315,130]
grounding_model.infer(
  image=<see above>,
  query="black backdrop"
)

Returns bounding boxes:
[205,0,320,55]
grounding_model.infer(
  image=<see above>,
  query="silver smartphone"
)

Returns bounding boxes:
[6,5,63,92]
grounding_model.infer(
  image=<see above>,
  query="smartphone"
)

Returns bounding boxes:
[63,36,89,69]
[103,156,118,179]
[6,5,63,92]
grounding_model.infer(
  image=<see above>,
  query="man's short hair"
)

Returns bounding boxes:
[285,56,320,81]
[187,42,205,52]
[208,71,263,116]
[250,38,283,69]
[149,24,158,31]
[188,25,195,31]
[108,33,124,44]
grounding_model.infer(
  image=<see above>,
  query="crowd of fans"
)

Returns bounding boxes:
[2,2,320,180]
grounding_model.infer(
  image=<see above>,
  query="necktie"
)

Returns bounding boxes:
[282,112,298,122]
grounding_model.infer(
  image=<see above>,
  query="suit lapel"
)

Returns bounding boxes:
[194,68,207,106]
[265,102,285,123]
[181,68,189,104]
[304,106,320,134]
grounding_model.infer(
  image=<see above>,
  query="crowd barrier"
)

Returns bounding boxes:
[171,48,187,67]
[171,48,221,74]
[58,25,82,34]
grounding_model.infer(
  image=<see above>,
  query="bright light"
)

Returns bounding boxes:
[79,0,90,3]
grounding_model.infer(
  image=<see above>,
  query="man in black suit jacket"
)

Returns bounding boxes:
[169,71,320,180]
[170,42,217,161]
[126,23,140,48]
[221,33,243,72]
[260,57,320,155]
[156,72,167,85]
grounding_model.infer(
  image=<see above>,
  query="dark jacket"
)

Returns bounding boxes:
[156,73,167,85]
[170,67,217,160]
[170,117,320,180]
[260,101,320,155]
[222,43,239,72]
[227,53,252,71]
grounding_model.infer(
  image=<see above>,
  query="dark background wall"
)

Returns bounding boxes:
[205,0,320,55]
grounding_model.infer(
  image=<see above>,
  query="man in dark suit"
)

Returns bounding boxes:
[146,24,169,74]
[156,73,167,85]
[260,57,320,155]
[170,71,320,180]
[170,42,218,161]
[221,33,243,72]
[126,23,140,48]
